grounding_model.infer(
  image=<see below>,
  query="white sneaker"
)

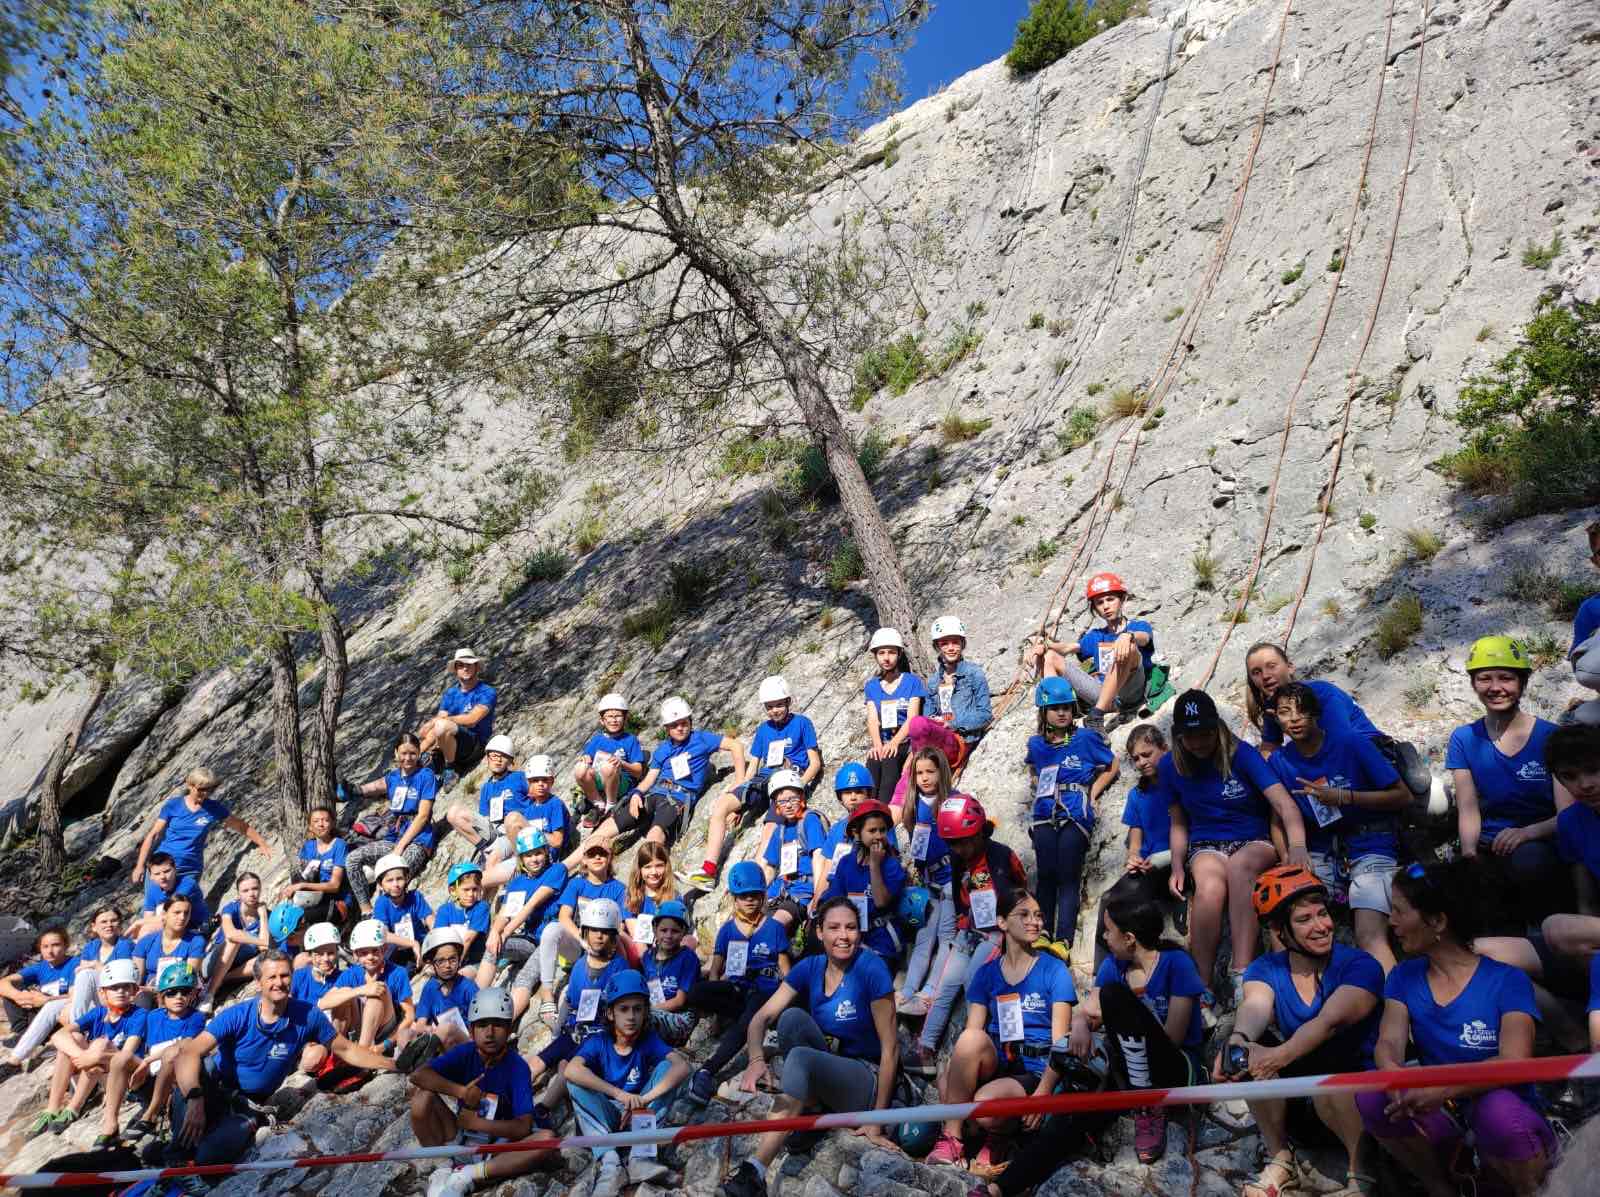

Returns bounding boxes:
[628,1157,668,1185]
[426,1166,473,1197]
[591,1152,624,1197]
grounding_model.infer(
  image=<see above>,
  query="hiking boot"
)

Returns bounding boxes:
[720,1161,767,1197]
[398,1034,443,1075]
[1133,1107,1168,1163]
[685,1068,716,1108]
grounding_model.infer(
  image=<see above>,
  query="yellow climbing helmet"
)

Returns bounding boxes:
[1465,635,1532,673]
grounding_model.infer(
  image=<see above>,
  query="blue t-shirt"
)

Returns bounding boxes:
[132,931,206,981]
[17,955,78,997]
[144,1008,206,1050]
[1155,743,1280,843]
[207,998,335,1098]
[1243,944,1384,1067]
[1078,619,1157,680]
[500,863,569,933]
[565,954,631,1042]
[784,949,894,1060]
[556,876,628,923]
[154,794,233,876]
[864,674,929,744]
[821,850,908,960]
[416,975,480,1025]
[382,766,438,850]
[373,890,433,946]
[748,713,820,775]
[1268,731,1402,858]
[906,794,952,885]
[291,965,340,1006]
[1122,780,1171,860]
[1026,728,1115,825]
[1094,950,1206,1052]
[76,1005,147,1052]
[334,960,413,1006]
[79,937,136,966]
[1572,595,1600,655]
[435,900,492,936]
[141,873,211,925]
[521,795,572,842]
[648,729,725,801]
[966,952,1078,1072]
[1556,802,1600,886]
[642,945,702,1003]
[763,810,829,901]
[1384,956,1539,1068]
[1261,680,1383,747]
[582,732,646,797]
[575,1030,674,1094]
[211,900,264,951]
[439,681,497,743]
[714,917,789,995]
[479,772,532,825]
[430,1042,533,1140]
[1446,718,1558,839]
[297,837,348,888]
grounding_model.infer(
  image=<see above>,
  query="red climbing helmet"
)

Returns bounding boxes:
[846,799,894,836]
[1085,572,1128,602]
[935,795,989,842]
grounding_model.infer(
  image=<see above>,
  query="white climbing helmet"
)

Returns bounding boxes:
[660,696,692,725]
[597,692,629,715]
[578,897,623,932]
[101,959,140,988]
[349,919,387,951]
[868,628,906,652]
[768,768,807,799]
[525,754,555,779]
[485,734,516,758]
[469,987,516,1023]
[303,923,341,952]
[373,853,410,882]
[758,675,791,704]
[930,615,968,643]
[421,926,465,962]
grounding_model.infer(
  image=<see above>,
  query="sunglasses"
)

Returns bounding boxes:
[163,986,198,996]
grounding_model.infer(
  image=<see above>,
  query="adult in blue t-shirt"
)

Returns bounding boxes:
[344,735,439,913]
[594,697,745,851]
[169,952,393,1165]
[1450,638,1569,931]
[0,926,78,1058]
[1230,865,1384,1195]
[137,859,212,934]
[723,897,896,1195]
[417,648,497,773]
[1355,859,1556,1196]
[132,901,207,991]
[1160,689,1307,992]
[132,767,273,889]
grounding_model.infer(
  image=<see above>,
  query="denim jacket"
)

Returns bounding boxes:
[922,658,993,741]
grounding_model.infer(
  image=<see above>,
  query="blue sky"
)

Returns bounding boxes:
[900,1,1034,101]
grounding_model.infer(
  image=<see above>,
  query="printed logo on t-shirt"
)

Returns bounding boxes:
[1459,1019,1496,1050]
[194,815,212,827]
[268,1043,291,1060]
[1221,778,1248,802]
[625,1064,642,1088]
[1516,761,1548,782]
[833,999,858,1022]
[1018,992,1048,1015]
[1060,754,1083,770]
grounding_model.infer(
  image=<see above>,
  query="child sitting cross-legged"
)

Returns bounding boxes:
[397,927,481,1074]
[639,900,701,1047]
[564,969,691,1196]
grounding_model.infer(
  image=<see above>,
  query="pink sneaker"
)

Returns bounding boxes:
[969,1137,1010,1176]
[1133,1107,1168,1163]
[926,1133,965,1167]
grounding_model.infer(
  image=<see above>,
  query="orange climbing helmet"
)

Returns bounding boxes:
[1252,865,1327,920]
[1085,572,1128,602]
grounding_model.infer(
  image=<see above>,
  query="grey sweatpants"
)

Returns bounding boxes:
[346,839,432,909]
[776,1007,877,1110]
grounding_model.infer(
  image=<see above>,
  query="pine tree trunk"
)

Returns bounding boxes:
[267,633,309,852]
[303,577,348,814]
[37,671,113,876]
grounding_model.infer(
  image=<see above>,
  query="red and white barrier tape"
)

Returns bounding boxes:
[5,1052,1599,1188]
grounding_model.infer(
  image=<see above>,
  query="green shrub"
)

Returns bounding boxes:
[667,559,719,611]
[1521,233,1562,270]
[1502,564,1592,618]
[783,430,888,504]
[1191,550,1218,591]
[1027,312,1046,330]
[1106,385,1146,418]
[1327,250,1344,274]
[930,329,983,377]
[1403,678,1434,709]
[939,411,993,444]
[1163,306,1184,323]
[1440,297,1600,517]
[521,549,570,585]
[1086,382,1104,396]
[572,513,605,555]
[1058,405,1100,452]
[1403,528,1443,561]
[1359,512,1378,531]
[1520,630,1563,669]
[621,599,676,650]
[826,539,864,592]
[720,436,801,477]
[1280,261,1305,285]
[853,334,928,406]
[561,335,641,462]
[1376,595,1423,658]
[1027,538,1058,564]
[758,487,796,547]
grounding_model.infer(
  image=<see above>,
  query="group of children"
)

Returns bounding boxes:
[6,528,1600,1197]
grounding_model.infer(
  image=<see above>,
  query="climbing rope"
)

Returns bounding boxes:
[1280,0,1433,649]
[1195,0,1408,689]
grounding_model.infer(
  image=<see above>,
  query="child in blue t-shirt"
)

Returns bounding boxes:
[371,855,434,967]
[397,928,480,1071]
[1548,724,1600,961]
[863,628,927,805]
[565,970,690,1189]
[99,961,204,1146]
[1030,571,1155,717]
[894,752,956,1013]
[480,831,567,990]
[28,958,146,1138]
[819,799,907,963]
[292,922,344,1008]
[433,862,492,963]
[518,840,627,1024]
[594,696,745,852]
[574,695,647,833]
[1027,677,1118,949]
[640,900,701,1047]
[282,806,350,926]
[760,776,829,932]
[447,737,531,863]
[199,871,270,1014]
[322,920,414,1052]
[526,898,630,1119]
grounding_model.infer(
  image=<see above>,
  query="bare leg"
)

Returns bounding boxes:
[1224,843,1277,972]
[1354,910,1396,973]
[1311,1092,1367,1176]
[1187,853,1228,982]
[699,794,741,873]
[940,1027,997,1139]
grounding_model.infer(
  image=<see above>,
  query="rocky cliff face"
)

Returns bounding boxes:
[3,0,1600,1189]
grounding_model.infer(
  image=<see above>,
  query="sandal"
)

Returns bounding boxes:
[1242,1148,1299,1197]
[538,1001,560,1029]
[1326,1172,1379,1197]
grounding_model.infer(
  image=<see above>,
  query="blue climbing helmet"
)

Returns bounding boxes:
[654,899,691,930]
[727,860,766,896]
[894,1118,940,1157]
[1035,676,1076,708]
[514,828,550,855]
[603,969,649,1006]
[156,961,198,993]
[897,886,933,930]
[833,761,872,795]
[267,901,305,947]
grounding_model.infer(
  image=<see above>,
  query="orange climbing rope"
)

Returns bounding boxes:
[1194,0,1408,689]
[1280,0,1432,649]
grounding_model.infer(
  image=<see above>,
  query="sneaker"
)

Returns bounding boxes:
[398,1034,443,1075]
[198,998,215,1016]
[685,1068,716,1108]
[720,1161,766,1197]
[591,1152,624,1197]
[427,1166,474,1197]
[1133,1107,1167,1164]
[175,1175,211,1197]
[627,1157,668,1185]
[926,1133,965,1166]
[682,868,717,891]
[895,993,930,1017]
[578,810,601,834]
[902,1043,940,1076]
[970,1137,1009,1174]
[1033,935,1071,963]
[539,1001,561,1029]
[531,1103,556,1133]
